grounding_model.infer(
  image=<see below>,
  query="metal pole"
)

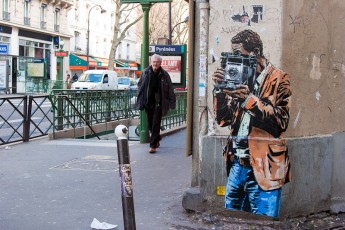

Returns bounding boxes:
[168,1,172,44]
[23,95,31,142]
[57,95,63,130]
[87,8,91,70]
[58,56,63,88]
[87,5,105,71]
[115,125,136,230]
[139,3,150,143]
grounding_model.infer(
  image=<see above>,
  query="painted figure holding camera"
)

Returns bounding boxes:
[212,29,292,217]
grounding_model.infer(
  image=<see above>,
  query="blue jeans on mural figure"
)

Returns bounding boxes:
[225,157,282,218]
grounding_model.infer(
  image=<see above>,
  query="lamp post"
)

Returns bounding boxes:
[169,16,189,45]
[58,38,64,89]
[87,5,106,70]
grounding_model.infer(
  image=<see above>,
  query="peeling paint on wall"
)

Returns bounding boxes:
[316,91,321,101]
[293,109,301,128]
[310,55,322,80]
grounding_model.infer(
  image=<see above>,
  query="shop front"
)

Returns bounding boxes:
[70,53,140,79]
[114,60,140,78]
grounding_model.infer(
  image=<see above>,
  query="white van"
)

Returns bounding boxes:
[71,70,118,90]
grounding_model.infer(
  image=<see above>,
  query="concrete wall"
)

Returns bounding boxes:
[332,132,345,213]
[184,133,345,217]
[282,1,345,137]
[184,0,345,218]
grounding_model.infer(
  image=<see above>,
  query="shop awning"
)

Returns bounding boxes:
[115,60,138,70]
[92,57,109,67]
[69,53,87,70]
[69,54,104,69]
[70,54,139,71]
[115,59,126,67]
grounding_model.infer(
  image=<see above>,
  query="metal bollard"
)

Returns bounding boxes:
[115,125,136,230]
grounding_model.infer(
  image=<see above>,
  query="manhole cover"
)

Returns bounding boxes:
[51,157,118,172]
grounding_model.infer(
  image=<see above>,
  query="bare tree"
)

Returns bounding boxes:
[171,1,188,44]
[136,0,189,45]
[107,0,143,70]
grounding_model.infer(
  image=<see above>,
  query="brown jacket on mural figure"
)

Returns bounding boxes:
[214,64,292,191]
[213,30,292,217]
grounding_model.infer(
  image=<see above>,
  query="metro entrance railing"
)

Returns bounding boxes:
[49,90,187,139]
[0,90,187,145]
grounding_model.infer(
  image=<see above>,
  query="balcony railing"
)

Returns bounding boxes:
[24,17,31,25]
[54,24,60,32]
[40,21,46,29]
[2,11,10,21]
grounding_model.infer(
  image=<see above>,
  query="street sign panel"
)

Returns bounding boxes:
[149,45,184,54]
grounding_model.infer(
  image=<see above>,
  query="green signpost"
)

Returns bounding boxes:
[121,0,170,144]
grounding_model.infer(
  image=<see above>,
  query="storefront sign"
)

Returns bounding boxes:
[55,51,69,57]
[0,44,8,55]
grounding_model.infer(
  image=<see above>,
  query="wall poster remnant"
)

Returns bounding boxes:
[231,5,264,25]
[212,29,292,218]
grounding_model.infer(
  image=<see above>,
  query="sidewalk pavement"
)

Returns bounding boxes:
[1,128,344,230]
[0,129,204,230]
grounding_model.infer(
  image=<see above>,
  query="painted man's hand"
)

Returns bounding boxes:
[212,67,225,83]
[223,84,250,102]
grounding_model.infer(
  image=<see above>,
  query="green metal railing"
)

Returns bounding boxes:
[161,91,187,130]
[49,90,187,138]
[16,80,69,94]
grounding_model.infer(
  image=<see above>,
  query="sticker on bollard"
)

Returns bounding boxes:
[119,164,133,197]
[115,124,136,230]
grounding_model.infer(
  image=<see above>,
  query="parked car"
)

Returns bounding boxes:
[118,77,138,91]
[130,79,138,91]
[71,70,118,90]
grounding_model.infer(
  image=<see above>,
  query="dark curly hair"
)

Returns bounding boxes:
[231,29,263,56]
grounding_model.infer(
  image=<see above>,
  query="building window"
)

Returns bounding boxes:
[117,42,122,59]
[74,8,79,21]
[19,39,51,58]
[54,9,60,32]
[110,13,114,31]
[126,44,130,60]
[74,31,81,51]
[2,0,10,21]
[40,4,47,29]
[24,0,30,25]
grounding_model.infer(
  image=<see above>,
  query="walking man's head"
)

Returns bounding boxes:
[151,54,162,72]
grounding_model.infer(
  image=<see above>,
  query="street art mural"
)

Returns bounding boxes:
[212,29,292,217]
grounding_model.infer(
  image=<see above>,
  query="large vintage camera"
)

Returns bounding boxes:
[214,52,257,90]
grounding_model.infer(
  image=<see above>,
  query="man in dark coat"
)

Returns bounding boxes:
[136,54,176,153]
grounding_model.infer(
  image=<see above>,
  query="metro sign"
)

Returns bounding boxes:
[55,51,69,57]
